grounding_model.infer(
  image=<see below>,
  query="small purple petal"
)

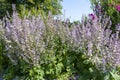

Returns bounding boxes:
[88,13,95,20]
[115,5,120,12]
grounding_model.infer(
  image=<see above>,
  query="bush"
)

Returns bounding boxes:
[0,10,120,80]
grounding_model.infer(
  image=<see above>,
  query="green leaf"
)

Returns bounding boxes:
[27,0,35,4]
[55,63,64,75]
[110,72,120,80]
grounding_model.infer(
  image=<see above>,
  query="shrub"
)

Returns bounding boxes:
[0,10,120,79]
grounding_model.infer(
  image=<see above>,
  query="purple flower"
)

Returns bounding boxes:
[88,13,95,20]
[95,5,100,9]
[115,5,120,12]
[98,9,102,13]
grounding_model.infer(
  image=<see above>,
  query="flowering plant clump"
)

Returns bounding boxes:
[90,0,120,31]
[72,14,120,71]
[0,11,74,79]
[0,10,120,79]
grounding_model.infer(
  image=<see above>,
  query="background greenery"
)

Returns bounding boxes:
[0,0,62,18]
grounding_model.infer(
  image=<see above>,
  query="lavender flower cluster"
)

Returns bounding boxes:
[71,15,120,72]
[1,11,72,66]
[0,11,120,72]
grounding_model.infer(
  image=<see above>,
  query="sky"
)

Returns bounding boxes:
[61,0,93,22]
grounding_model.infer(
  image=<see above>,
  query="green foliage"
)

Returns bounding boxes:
[28,35,72,80]
[26,40,105,80]
[0,39,7,76]
[0,24,9,77]
[0,0,11,18]
[2,58,30,80]
[29,66,45,80]
[110,69,120,80]
[0,0,62,18]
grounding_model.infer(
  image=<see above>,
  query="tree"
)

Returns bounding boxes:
[0,0,63,18]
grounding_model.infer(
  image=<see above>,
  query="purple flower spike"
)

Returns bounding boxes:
[116,5,120,12]
[88,13,95,20]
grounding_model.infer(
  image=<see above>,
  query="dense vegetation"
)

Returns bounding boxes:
[0,0,120,80]
[90,0,120,31]
[0,0,62,18]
